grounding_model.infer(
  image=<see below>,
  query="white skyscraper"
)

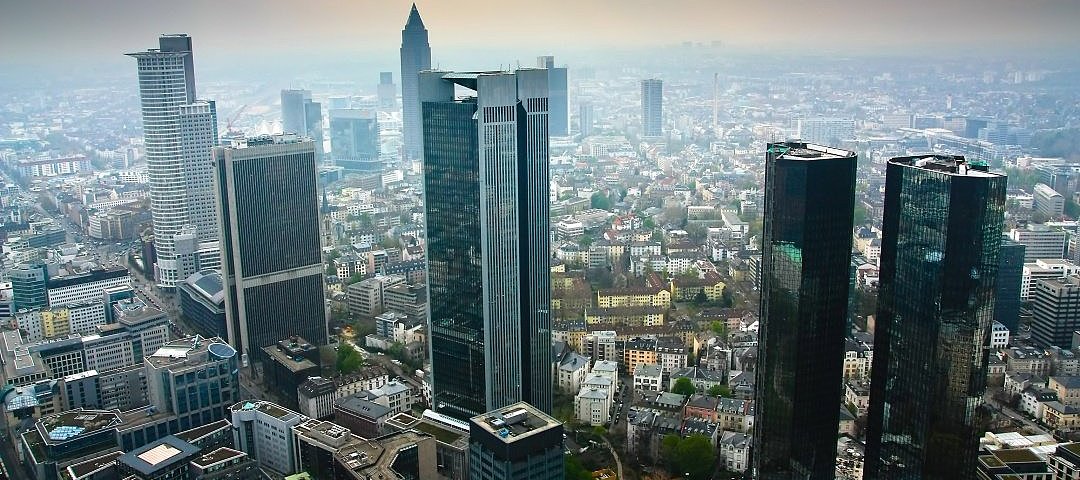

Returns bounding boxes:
[128,35,220,289]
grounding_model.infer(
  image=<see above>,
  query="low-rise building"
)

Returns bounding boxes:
[634,364,663,392]
[718,431,751,473]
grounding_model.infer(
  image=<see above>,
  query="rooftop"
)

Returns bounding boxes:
[117,436,200,475]
[65,451,125,479]
[231,400,301,421]
[470,402,562,444]
[190,447,247,470]
[768,141,855,161]
[889,154,1001,178]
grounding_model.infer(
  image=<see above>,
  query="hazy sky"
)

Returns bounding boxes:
[2,0,1079,70]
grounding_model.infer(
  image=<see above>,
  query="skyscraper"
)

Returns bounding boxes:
[537,56,568,137]
[1031,275,1080,348]
[865,155,1006,480]
[214,135,328,361]
[10,262,48,311]
[420,69,551,419]
[329,109,380,172]
[400,4,431,160]
[579,101,594,137]
[994,237,1025,333]
[128,34,220,289]
[753,142,857,479]
[377,71,396,110]
[469,402,564,480]
[280,89,324,158]
[641,79,663,137]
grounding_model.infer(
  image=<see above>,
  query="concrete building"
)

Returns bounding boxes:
[1011,225,1067,262]
[1035,183,1066,219]
[146,338,239,434]
[1032,276,1080,348]
[231,400,307,475]
[641,79,663,137]
[468,402,564,480]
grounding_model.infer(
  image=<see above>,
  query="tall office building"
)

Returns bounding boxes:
[128,34,220,289]
[1010,225,1066,261]
[1031,275,1080,348]
[753,142,857,479]
[641,79,663,137]
[865,155,1006,480]
[1034,183,1065,219]
[400,4,431,160]
[420,69,551,419]
[469,402,564,480]
[215,135,328,361]
[579,101,594,137]
[537,56,568,137]
[377,71,396,110]
[10,262,48,311]
[995,237,1026,333]
[329,109,380,172]
[280,89,323,158]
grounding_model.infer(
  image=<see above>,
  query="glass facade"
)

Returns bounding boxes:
[994,237,1025,333]
[422,70,551,419]
[329,110,381,172]
[864,155,1006,480]
[400,5,431,160]
[753,142,857,479]
[215,137,328,359]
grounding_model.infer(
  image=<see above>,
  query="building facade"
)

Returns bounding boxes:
[421,70,551,418]
[864,155,1006,479]
[329,109,380,172]
[1031,276,1080,349]
[468,402,564,480]
[399,4,431,160]
[537,56,568,137]
[127,34,219,289]
[754,142,857,479]
[996,237,1026,333]
[215,135,328,361]
[641,79,663,137]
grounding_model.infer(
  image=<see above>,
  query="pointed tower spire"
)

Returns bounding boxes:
[406,3,425,30]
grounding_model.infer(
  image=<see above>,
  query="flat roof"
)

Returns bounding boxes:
[470,402,561,444]
[117,436,200,475]
[768,142,855,160]
[190,447,247,469]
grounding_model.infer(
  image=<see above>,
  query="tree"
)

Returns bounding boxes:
[591,191,612,210]
[565,455,592,480]
[660,434,718,480]
[592,425,607,439]
[710,320,728,339]
[671,377,696,396]
[336,343,363,374]
[708,384,731,398]
[853,203,868,226]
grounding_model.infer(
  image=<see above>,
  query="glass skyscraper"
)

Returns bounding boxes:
[280,89,323,159]
[753,142,857,479]
[864,155,1006,480]
[400,4,431,160]
[214,135,328,363]
[537,56,568,137]
[420,69,551,419]
[994,237,1025,333]
[329,109,380,172]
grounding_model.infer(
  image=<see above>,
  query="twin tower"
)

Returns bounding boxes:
[753,143,1006,479]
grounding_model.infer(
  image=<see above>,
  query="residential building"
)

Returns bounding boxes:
[719,431,751,473]
[1050,376,1080,408]
[633,364,663,392]
[865,155,1007,479]
[421,69,551,418]
[468,402,564,480]
[215,135,328,361]
[555,351,590,393]
[991,321,1011,349]
[641,79,663,137]
[755,142,857,480]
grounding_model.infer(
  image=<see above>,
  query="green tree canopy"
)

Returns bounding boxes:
[591,191,613,210]
[565,455,592,480]
[336,343,363,374]
[708,384,732,398]
[671,377,696,396]
[661,434,718,480]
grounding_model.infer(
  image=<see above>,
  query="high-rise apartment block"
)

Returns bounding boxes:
[753,142,857,479]
[215,135,328,361]
[128,34,220,289]
[865,155,1006,479]
[537,56,568,137]
[641,79,663,137]
[420,69,551,418]
[399,4,431,160]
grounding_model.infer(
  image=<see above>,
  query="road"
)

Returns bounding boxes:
[601,435,624,480]
[984,393,1053,437]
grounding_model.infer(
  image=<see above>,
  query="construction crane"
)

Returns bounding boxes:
[225,104,247,135]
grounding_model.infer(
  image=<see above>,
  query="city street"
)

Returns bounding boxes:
[984,392,1053,437]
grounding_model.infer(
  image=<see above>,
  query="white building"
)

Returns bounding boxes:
[796,117,855,144]
[1011,226,1067,262]
[1034,183,1066,219]
[556,351,591,393]
[366,380,414,415]
[633,364,663,392]
[231,400,307,475]
[719,431,751,473]
[991,321,1011,349]
[591,360,619,385]
[575,386,611,426]
[46,268,132,307]
[129,36,220,288]
[1022,259,1080,300]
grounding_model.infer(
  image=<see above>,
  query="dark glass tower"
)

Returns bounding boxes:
[420,69,551,419]
[537,56,568,137]
[753,142,857,479]
[994,237,1025,333]
[280,89,323,159]
[329,109,380,172]
[215,135,328,362]
[864,155,1006,480]
[400,4,431,160]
